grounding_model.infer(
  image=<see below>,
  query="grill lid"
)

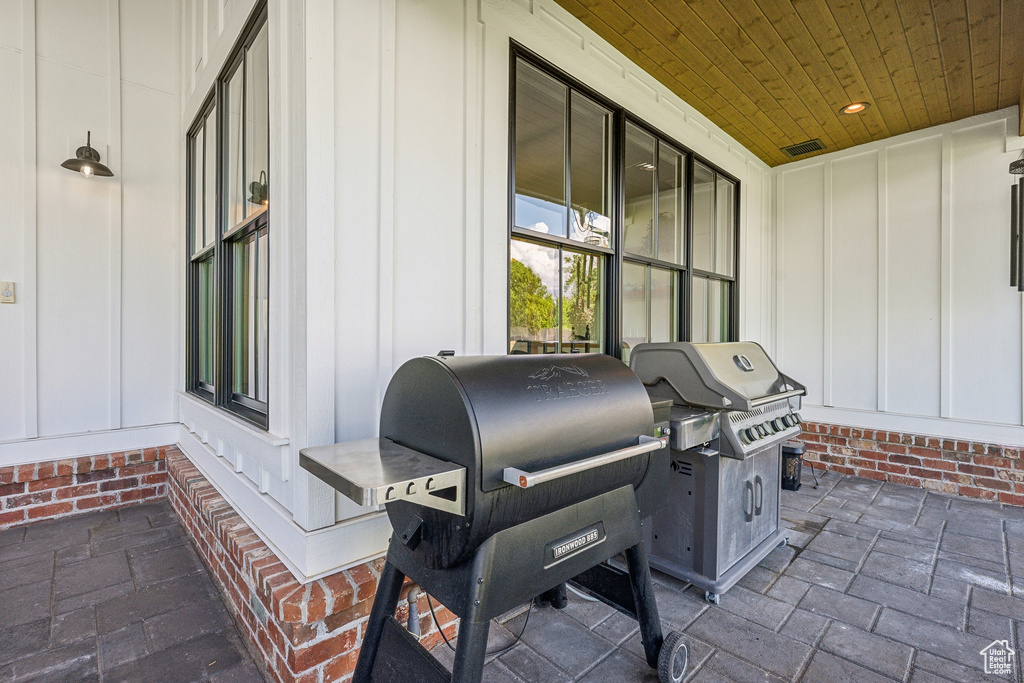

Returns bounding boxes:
[630,341,805,411]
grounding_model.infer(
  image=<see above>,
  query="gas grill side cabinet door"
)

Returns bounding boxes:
[751,449,781,546]
[716,456,753,577]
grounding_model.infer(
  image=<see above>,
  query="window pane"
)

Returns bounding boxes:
[692,162,715,272]
[650,267,676,343]
[256,230,269,403]
[509,239,559,354]
[621,262,647,364]
[514,61,568,237]
[691,276,708,343]
[198,257,215,386]
[191,127,203,255]
[715,178,735,277]
[232,231,267,400]
[227,65,245,228]
[561,249,603,353]
[623,124,656,258]
[203,108,217,248]
[569,93,611,248]
[657,145,685,265]
[708,280,730,342]
[245,25,270,217]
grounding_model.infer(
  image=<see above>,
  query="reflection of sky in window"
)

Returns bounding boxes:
[515,194,566,237]
[511,239,559,295]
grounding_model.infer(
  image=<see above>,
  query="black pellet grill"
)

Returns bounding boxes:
[300,354,689,683]
[630,341,806,604]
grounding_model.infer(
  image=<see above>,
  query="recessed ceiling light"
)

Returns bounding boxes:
[840,102,870,115]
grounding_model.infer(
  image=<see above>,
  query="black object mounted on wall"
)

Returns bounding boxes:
[60,131,113,178]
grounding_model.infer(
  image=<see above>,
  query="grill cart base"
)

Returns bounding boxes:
[353,485,686,683]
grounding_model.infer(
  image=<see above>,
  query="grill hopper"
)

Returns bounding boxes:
[379,353,657,569]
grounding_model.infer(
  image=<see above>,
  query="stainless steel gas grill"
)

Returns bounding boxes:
[300,353,689,683]
[629,342,806,604]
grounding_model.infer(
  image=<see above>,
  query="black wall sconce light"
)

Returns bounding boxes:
[248,170,268,206]
[60,131,113,178]
[1010,153,1023,290]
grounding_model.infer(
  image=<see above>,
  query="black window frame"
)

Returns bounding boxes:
[186,2,270,429]
[508,43,740,358]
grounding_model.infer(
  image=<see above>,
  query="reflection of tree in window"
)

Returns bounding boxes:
[510,259,556,336]
[565,253,598,342]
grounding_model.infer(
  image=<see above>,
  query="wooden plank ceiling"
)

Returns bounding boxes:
[556,0,1024,166]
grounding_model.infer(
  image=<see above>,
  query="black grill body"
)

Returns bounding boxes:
[379,354,661,569]
[321,353,688,683]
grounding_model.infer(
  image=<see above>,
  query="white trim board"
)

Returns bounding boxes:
[176,426,392,582]
[0,423,179,468]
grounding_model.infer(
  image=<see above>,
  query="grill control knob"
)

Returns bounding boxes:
[772,418,785,431]
[794,413,803,424]
[741,428,757,443]
[755,424,767,437]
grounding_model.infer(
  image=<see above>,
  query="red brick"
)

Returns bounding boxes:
[972,443,989,455]
[110,453,127,468]
[76,469,116,484]
[974,478,1013,492]
[15,465,36,483]
[958,486,997,500]
[942,472,973,484]
[0,509,27,526]
[76,494,118,510]
[5,491,53,508]
[0,467,14,485]
[877,462,908,475]
[288,628,358,671]
[858,450,887,461]
[100,478,138,492]
[907,468,942,480]
[922,479,957,494]
[28,476,74,492]
[889,454,921,467]
[56,484,100,500]
[920,458,956,472]
[888,474,921,487]
[856,469,886,482]
[140,473,167,486]
[821,455,847,465]
[957,464,995,477]
[999,492,1024,507]
[119,487,158,503]
[28,502,73,519]
[831,466,856,475]
[120,463,158,478]
[847,458,876,470]
[0,482,26,497]
[323,650,360,682]
[955,441,971,452]
[975,455,1012,469]
[879,443,908,455]
[909,447,940,459]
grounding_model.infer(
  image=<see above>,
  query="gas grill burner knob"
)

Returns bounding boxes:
[772,418,785,431]
[764,422,776,434]
[755,425,767,437]
[794,413,803,424]
[741,428,757,444]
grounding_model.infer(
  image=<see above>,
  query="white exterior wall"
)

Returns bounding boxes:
[0,0,180,460]
[175,0,774,580]
[775,107,1024,444]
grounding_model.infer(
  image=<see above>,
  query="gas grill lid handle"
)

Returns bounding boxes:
[502,435,667,489]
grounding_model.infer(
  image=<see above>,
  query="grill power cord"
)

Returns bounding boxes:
[426,593,532,656]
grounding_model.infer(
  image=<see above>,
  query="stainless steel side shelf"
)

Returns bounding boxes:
[300,438,466,516]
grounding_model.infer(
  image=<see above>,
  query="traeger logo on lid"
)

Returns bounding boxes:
[526,365,609,401]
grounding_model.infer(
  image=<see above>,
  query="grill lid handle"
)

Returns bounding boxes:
[501,435,667,489]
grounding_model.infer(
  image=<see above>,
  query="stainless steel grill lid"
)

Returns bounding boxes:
[629,342,805,411]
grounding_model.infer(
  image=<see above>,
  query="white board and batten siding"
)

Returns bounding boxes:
[775,108,1024,445]
[177,0,775,579]
[0,0,180,459]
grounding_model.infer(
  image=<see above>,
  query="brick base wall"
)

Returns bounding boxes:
[166,450,458,683]
[0,448,168,529]
[797,422,1024,505]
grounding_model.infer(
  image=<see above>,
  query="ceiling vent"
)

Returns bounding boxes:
[781,139,825,158]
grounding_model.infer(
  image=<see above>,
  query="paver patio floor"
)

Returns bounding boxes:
[432,469,1024,682]
[0,501,262,682]
[4,470,1024,682]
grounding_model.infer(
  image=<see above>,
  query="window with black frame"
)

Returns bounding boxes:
[509,50,738,358]
[691,161,736,343]
[621,122,687,363]
[186,8,270,428]
[509,60,612,355]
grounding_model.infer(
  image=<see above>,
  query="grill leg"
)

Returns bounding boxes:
[354,559,406,683]
[450,610,491,683]
[626,542,664,668]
